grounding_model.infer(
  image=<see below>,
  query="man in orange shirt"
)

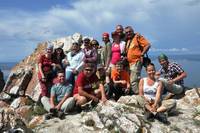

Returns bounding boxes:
[124,26,151,94]
[109,61,130,101]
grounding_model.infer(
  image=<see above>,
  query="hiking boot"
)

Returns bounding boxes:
[50,108,58,116]
[144,111,154,122]
[155,112,170,125]
[73,105,82,113]
[45,113,53,120]
[57,111,65,120]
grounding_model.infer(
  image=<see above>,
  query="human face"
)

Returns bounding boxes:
[125,28,134,39]
[84,67,94,77]
[116,25,123,35]
[116,64,123,72]
[57,73,65,84]
[72,44,79,52]
[159,59,168,69]
[102,36,109,42]
[146,65,156,79]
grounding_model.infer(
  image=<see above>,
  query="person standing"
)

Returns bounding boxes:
[101,32,112,71]
[124,26,151,94]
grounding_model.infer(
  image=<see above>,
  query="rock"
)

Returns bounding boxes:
[28,116,44,129]
[0,101,9,108]
[0,107,32,132]
[0,69,5,92]
[10,97,34,109]
[16,105,33,123]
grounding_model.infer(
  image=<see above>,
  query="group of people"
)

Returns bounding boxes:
[37,25,187,123]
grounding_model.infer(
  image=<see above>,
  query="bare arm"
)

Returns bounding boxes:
[78,86,98,101]
[99,83,107,102]
[154,81,163,107]
[173,72,187,83]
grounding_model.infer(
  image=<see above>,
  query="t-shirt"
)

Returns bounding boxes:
[38,54,53,73]
[111,68,130,88]
[126,33,149,65]
[51,83,73,103]
[73,72,99,95]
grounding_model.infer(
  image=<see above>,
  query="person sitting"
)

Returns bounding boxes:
[73,63,107,109]
[157,53,187,99]
[138,63,176,124]
[62,42,84,85]
[109,60,130,101]
[38,44,54,97]
[41,70,75,119]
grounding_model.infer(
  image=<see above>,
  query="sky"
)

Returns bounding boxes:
[0,0,200,62]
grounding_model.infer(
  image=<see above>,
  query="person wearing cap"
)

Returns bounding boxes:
[124,26,151,94]
[62,42,84,85]
[38,44,54,97]
[102,32,112,71]
[157,53,187,99]
[73,63,107,108]
[52,43,66,72]
[83,38,98,64]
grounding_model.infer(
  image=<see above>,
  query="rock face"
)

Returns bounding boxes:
[0,69,5,92]
[0,33,200,132]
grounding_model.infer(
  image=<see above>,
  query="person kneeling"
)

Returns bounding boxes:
[73,63,107,111]
[108,60,130,101]
[41,70,75,119]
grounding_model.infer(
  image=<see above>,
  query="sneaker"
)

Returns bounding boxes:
[45,113,53,120]
[155,112,170,125]
[57,111,65,120]
[144,111,154,122]
[50,108,58,116]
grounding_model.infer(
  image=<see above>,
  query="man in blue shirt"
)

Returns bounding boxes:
[41,70,75,119]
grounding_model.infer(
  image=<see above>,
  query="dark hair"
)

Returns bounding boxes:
[57,70,65,75]
[115,60,123,66]
[84,62,95,69]
[90,39,99,46]
[146,63,155,70]
[83,38,90,44]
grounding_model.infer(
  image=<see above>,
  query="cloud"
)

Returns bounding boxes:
[150,47,189,52]
[0,0,200,61]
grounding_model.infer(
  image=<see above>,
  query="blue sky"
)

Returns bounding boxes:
[0,0,200,62]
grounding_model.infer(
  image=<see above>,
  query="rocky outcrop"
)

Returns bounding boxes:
[0,69,5,92]
[35,89,200,133]
[0,33,199,132]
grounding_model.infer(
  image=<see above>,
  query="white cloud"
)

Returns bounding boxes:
[0,0,199,61]
[150,47,189,52]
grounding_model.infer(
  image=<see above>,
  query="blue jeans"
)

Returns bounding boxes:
[65,70,75,85]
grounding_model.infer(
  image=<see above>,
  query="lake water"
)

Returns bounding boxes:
[0,54,200,87]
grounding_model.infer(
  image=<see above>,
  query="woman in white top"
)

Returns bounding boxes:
[139,63,176,124]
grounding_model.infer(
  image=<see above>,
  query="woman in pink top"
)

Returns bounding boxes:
[110,32,125,67]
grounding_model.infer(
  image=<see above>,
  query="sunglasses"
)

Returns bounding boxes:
[84,68,93,72]
[125,31,132,34]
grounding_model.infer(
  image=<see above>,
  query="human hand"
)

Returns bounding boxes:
[121,80,127,84]
[168,79,175,85]
[101,96,107,103]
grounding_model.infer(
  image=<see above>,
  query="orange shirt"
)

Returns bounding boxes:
[111,68,130,88]
[126,33,150,65]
